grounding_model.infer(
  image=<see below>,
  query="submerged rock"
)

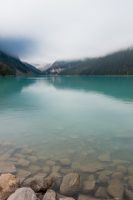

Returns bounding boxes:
[17,158,30,167]
[17,169,31,184]
[125,189,133,200]
[72,162,104,173]
[82,175,95,193]
[7,187,37,200]
[0,162,16,174]
[43,189,56,200]
[95,187,109,199]
[98,153,111,162]
[0,173,19,200]
[60,198,75,200]
[60,159,71,166]
[107,179,124,199]
[78,194,100,200]
[46,160,56,166]
[60,173,80,195]
[128,177,133,189]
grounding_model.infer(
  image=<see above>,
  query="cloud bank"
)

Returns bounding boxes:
[0,0,133,62]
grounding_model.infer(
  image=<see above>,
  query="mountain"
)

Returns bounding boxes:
[0,51,41,76]
[45,48,133,75]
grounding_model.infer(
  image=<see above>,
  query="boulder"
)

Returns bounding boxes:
[43,189,56,200]
[7,187,37,200]
[107,179,124,199]
[30,176,53,192]
[60,173,80,195]
[0,173,19,200]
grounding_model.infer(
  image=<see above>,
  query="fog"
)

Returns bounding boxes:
[0,0,133,63]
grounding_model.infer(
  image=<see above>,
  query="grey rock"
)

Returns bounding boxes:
[7,187,37,200]
[60,173,80,195]
[43,189,56,200]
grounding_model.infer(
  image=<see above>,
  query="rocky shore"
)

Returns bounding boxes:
[0,140,133,200]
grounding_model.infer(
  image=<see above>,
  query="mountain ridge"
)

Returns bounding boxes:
[45,48,133,75]
[0,50,41,76]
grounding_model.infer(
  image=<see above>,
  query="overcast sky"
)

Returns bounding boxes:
[0,0,133,63]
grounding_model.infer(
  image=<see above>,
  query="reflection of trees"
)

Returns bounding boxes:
[46,76,133,102]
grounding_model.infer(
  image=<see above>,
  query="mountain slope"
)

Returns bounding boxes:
[0,51,41,76]
[45,48,133,75]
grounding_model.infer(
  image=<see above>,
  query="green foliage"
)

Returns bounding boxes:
[0,63,15,76]
[47,48,133,75]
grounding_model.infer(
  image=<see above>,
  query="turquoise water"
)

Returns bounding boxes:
[0,76,133,198]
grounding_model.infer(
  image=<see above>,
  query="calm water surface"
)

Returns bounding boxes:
[0,76,133,198]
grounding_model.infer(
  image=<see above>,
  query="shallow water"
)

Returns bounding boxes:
[0,76,133,199]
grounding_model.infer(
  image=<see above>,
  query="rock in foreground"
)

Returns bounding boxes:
[43,189,56,200]
[7,187,37,200]
[0,173,19,200]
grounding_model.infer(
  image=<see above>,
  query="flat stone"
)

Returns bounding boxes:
[107,179,124,199]
[7,187,37,200]
[43,189,56,200]
[17,158,30,167]
[60,159,71,166]
[46,160,56,166]
[0,162,16,174]
[60,173,80,195]
[80,163,104,173]
[98,153,111,162]
[0,173,19,200]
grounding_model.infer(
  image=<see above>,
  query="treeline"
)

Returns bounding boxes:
[47,48,133,75]
[0,63,15,76]
[0,50,41,76]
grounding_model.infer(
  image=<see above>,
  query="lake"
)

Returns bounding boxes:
[0,76,133,199]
